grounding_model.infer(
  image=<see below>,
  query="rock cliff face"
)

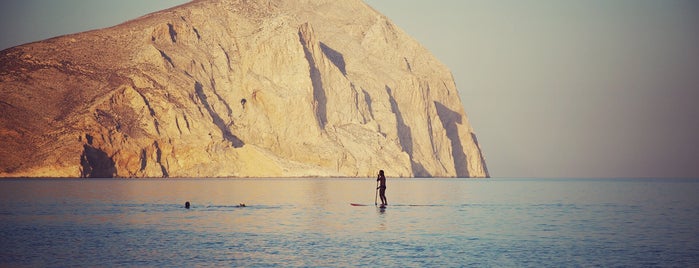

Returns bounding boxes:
[0,0,489,178]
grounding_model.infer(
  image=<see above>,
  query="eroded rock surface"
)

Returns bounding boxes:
[0,0,489,178]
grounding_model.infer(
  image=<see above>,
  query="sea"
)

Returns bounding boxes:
[0,178,697,267]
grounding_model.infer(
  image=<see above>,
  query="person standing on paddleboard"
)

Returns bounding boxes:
[377,170,387,206]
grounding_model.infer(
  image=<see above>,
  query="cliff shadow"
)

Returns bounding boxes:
[194,81,244,148]
[434,101,469,177]
[158,49,174,68]
[299,32,327,129]
[167,23,177,43]
[471,132,490,178]
[386,86,412,155]
[153,141,169,177]
[362,89,375,120]
[80,144,116,178]
[208,78,233,118]
[320,42,346,75]
[386,86,430,177]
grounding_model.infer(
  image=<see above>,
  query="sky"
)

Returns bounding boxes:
[363,0,699,178]
[1,0,698,178]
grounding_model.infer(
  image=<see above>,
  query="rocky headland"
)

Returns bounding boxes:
[0,0,489,178]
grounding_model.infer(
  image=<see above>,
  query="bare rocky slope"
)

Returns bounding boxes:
[0,0,489,178]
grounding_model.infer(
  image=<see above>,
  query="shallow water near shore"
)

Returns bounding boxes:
[1,178,698,266]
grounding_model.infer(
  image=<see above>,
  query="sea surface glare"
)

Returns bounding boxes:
[0,178,697,267]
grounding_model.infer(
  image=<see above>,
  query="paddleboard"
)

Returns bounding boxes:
[350,203,387,208]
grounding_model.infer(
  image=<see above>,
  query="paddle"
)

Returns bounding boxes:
[375,177,379,206]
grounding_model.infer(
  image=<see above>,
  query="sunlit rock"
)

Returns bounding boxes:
[0,0,488,178]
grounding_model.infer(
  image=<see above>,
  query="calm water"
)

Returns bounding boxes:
[0,178,698,267]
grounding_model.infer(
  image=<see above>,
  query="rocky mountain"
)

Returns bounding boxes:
[0,0,489,178]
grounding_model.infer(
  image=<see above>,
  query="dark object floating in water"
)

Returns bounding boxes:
[238,203,246,207]
[185,201,191,209]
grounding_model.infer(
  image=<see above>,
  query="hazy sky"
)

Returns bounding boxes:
[364,0,699,178]
[1,0,698,178]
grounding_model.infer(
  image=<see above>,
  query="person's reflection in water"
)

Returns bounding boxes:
[377,203,387,230]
